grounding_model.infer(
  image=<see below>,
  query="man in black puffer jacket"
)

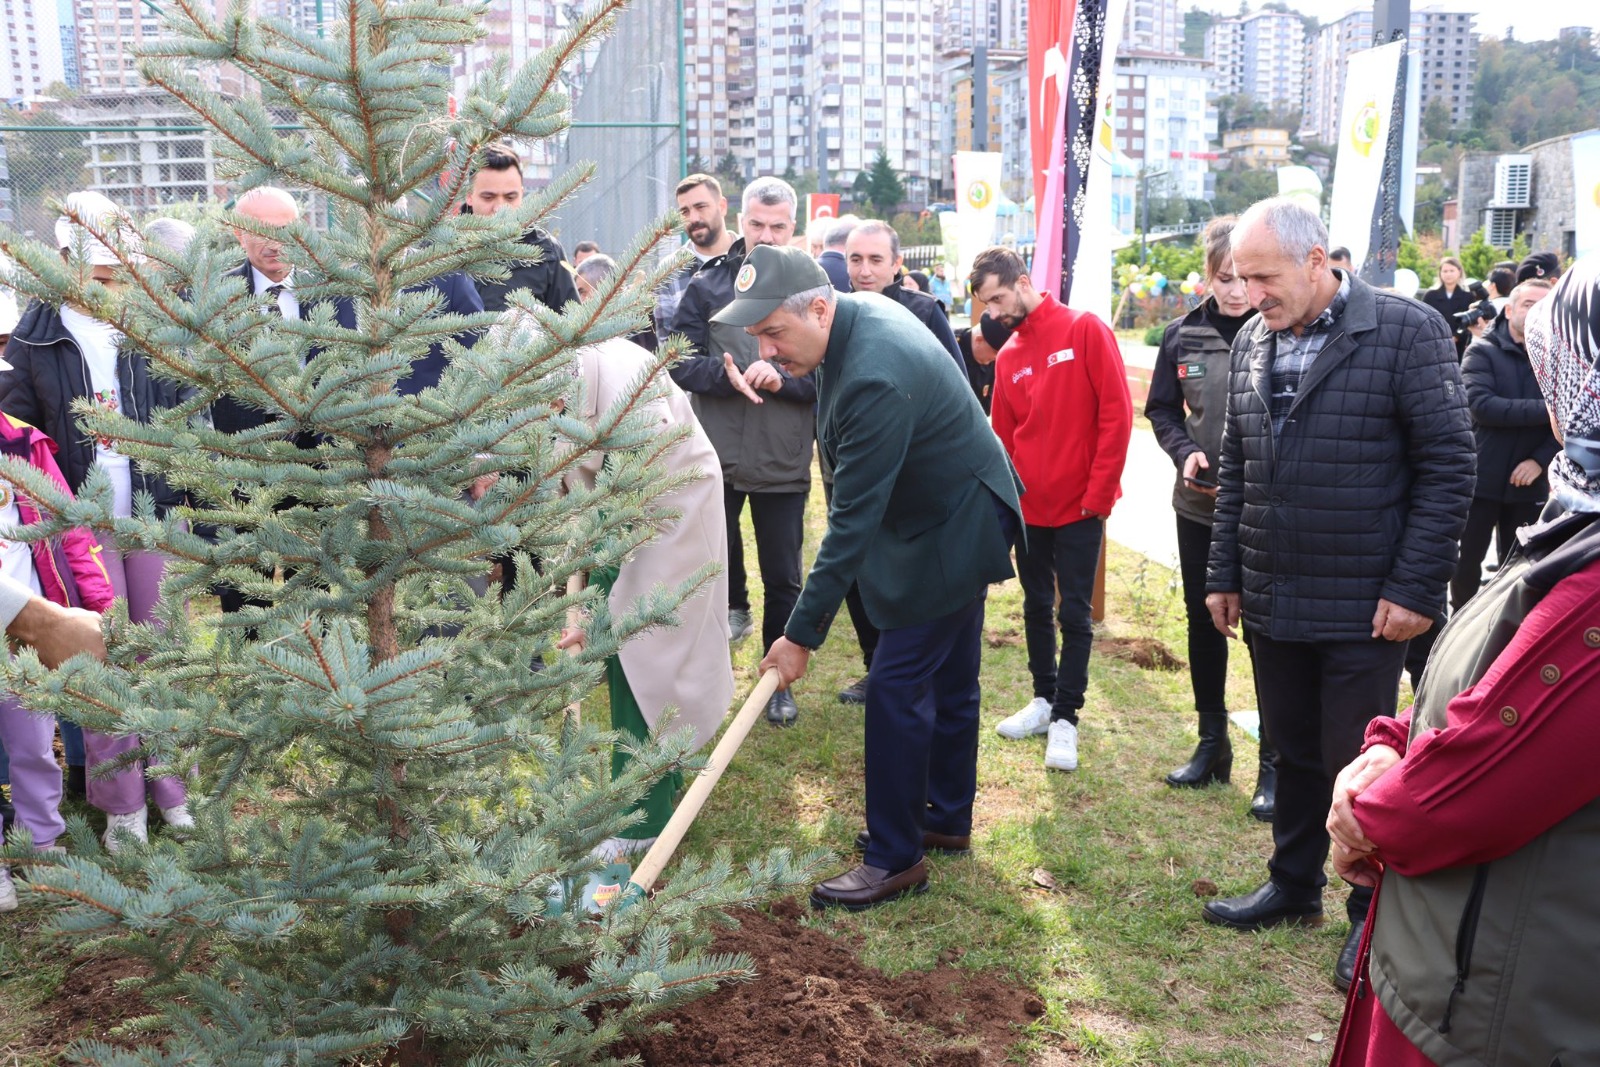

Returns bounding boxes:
[1201,198,1475,992]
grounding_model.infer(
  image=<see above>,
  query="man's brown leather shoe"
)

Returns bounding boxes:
[809,860,929,911]
[853,830,972,856]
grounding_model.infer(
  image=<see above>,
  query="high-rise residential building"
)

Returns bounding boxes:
[938,0,1001,53]
[57,0,80,90]
[1301,6,1476,147]
[734,0,811,181]
[683,0,741,169]
[450,0,568,183]
[805,0,942,200]
[3,0,66,105]
[1113,51,1217,200]
[1205,10,1306,114]
[1121,0,1182,57]
[74,0,164,94]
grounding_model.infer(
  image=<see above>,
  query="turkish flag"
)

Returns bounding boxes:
[807,194,841,222]
[1028,0,1075,215]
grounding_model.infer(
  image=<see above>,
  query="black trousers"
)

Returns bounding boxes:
[862,594,985,872]
[822,479,879,671]
[1251,633,1406,920]
[1452,497,1543,610]
[1175,514,1230,715]
[1015,517,1102,724]
[724,487,807,652]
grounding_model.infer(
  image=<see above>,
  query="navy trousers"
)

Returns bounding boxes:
[862,593,986,873]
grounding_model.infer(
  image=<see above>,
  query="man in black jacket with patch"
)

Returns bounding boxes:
[669,175,812,727]
[1202,198,1474,992]
[845,220,960,365]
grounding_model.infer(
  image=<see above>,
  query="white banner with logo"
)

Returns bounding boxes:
[1327,39,1404,270]
[1276,165,1324,216]
[952,151,1003,290]
[1573,130,1600,260]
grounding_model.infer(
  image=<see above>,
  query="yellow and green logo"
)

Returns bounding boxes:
[1350,101,1381,158]
[966,180,994,210]
[735,263,757,292]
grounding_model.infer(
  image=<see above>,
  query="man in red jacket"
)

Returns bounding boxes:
[972,247,1132,771]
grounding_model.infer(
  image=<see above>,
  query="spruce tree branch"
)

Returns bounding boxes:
[155,0,366,166]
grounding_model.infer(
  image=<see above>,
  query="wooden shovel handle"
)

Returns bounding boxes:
[563,571,585,725]
[628,667,783,893]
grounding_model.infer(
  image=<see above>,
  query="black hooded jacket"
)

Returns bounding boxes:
[0,300,190,515]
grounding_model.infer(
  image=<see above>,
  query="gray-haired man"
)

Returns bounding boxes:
[668,176,813,726]
[1202,197,1474,991]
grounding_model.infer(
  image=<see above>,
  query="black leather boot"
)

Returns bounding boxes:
[1165,711,1233,788]
[1249,737,1277,822]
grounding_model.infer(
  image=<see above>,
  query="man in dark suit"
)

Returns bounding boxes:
[719,245,1023,910]
[816,215,855,293]
[213,187,484,614]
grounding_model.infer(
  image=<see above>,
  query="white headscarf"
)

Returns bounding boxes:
[1525,254,1600,513]
[54,190,143,266]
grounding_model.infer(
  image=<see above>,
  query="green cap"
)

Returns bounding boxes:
[711,244,831,327]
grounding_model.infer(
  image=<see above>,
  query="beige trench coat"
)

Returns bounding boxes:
[567,336,734,751]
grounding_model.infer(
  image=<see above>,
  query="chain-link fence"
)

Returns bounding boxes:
[0,0,684,258]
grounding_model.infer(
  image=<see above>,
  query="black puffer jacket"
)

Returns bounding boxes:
[1206,274,1476,640]
[0,300,190,515]
[1460,315,1559,504]
[475,227,578,314]
[883,279,961,367]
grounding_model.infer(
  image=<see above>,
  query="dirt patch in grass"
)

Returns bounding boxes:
[1093,637,1185,672]
[26,954,152,1052]
[615,897,1044,1066]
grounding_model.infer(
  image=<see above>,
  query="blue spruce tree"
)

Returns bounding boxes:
[0,1,819,1062]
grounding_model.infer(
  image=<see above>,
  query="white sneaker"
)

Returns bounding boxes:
[103,808,149,854]
[588,836,657,865]
[996,697,1053,739]
[160,803,195,831]
[0,867,16,912]
[1045,719,1080,772]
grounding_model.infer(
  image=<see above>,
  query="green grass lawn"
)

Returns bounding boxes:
[681,487,1351,1065]
[0,480,1352,1065]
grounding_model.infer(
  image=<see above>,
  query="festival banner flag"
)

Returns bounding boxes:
[1572,130,1600,260]
[953,151,1003,288]
[1327,39,1405,272]
[1398,47,1421,234]
[1061,0,1126,321]
[1276,165,1324,216]
[1029,0,1122,313]
[806,193,841,224]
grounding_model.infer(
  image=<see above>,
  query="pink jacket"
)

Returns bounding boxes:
[0,412,114,612]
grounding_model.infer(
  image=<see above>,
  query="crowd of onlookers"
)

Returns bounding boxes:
[1,143,1598,1066]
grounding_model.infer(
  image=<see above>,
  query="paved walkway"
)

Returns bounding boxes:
[1109,337,1180,568]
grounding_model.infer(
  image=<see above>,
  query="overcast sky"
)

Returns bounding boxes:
[1193,0,1588,43]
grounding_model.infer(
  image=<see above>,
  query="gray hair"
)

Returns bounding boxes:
[1233,196,1328,263]
[574,252,617,288]
[849,218,900,259]
[741,175,797,217]
[778,283,836,317]
[824,214,861,249]
[144,217,196,253]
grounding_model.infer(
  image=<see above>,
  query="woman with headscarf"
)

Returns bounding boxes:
[1327,254,1600,1065]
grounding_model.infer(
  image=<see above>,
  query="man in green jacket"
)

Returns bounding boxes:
[716,245,1024,909]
